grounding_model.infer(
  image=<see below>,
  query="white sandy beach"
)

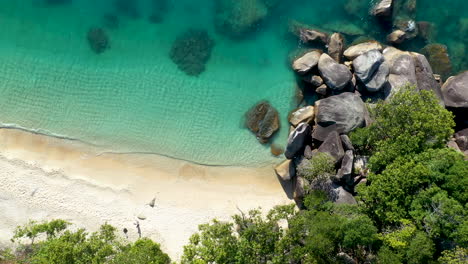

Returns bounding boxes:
[0,128,292,260]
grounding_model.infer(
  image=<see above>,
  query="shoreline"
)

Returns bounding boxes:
[0,128,291,260]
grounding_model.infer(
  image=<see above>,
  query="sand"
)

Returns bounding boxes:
[0,128,292,260]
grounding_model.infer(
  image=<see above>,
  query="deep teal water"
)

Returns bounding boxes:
[0,0,466,166]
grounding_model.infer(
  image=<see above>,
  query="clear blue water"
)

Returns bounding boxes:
[0,0,466,166]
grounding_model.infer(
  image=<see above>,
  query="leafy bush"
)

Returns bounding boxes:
[296,152,335,182]
[350,86,455,173]
[7,220,170,264]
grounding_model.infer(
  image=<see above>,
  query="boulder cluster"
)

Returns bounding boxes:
[275,3,468,205]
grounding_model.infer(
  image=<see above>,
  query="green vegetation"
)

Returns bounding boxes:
[296,152,336,182]
[350,86,455,173]
[2,220,170,264]
[1,87,467,263]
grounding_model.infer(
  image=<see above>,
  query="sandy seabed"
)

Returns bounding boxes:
[0,128,291,260]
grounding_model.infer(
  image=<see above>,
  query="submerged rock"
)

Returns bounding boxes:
[292,50,321,75]
[371,0,393,17]
[421,44,452,80]
[315,92,365,134]
[169,29,215,76]
[387,29,407,44]
[289,20,328,45]
[215,0,268,39]
[344,41,383,60]
[87,27,110,54]
[113,0,141,19]
[245,101,280,143]
[318,54,352,90]
[323,22,365,36]
[441,71,468,108]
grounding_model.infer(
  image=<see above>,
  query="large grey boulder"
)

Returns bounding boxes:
[335,150,354,186]
[353,49,384,82]
[318,131,345,163]
[318,53,352,90]
[455,128,468,151]
[285,123,311,159]
[441,71,468,108]
[382,47,417,97]
[292,50,321,75]
[340,135,355,151]
[333,185,357,204]
[245,101,280,143]
[315,92,365,134]
[411,52,443,101]
[328,33,345,63]
[364,62,390,92]
[344,41,383,60]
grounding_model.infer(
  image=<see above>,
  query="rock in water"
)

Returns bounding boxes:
[328,33,345,63]
[292,50,321,75]
[87,27,110,54]
[245,101,280,143]
[315,92,365,134]
[421,44,452,80]
[285,123,311,159]
[169,29,215,76]
[387,29,407,44]
[353,50,384,82]
[215,0,268,39]
[289,20,329,45]
[371,0,393,17]
[441,71,468,108]
[344,41,383,60]
[318,54,352,90]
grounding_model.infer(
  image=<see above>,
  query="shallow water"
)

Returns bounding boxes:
[0,0,466,166]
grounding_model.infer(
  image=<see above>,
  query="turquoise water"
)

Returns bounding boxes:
[0,0,466,166]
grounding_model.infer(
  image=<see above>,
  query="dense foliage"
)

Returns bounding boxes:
[350,86,455,173]
[1,220,170,264]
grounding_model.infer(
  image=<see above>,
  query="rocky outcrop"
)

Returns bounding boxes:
[303,75,323,86]
[292,50,321,75]
[344,41,383,60]
[340,135,355,151]
[288,106,314,127]
[328,33,345,63]
[317,131,345,164]
[441,71,468,108]
[333,185,357,204]
[245,101,280,143]
[318,54,352,90]
[169,29,215,76]
[315,92,365,134]
[285,123,311,159]
[455,128,468,153]
[87,27,110,54]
